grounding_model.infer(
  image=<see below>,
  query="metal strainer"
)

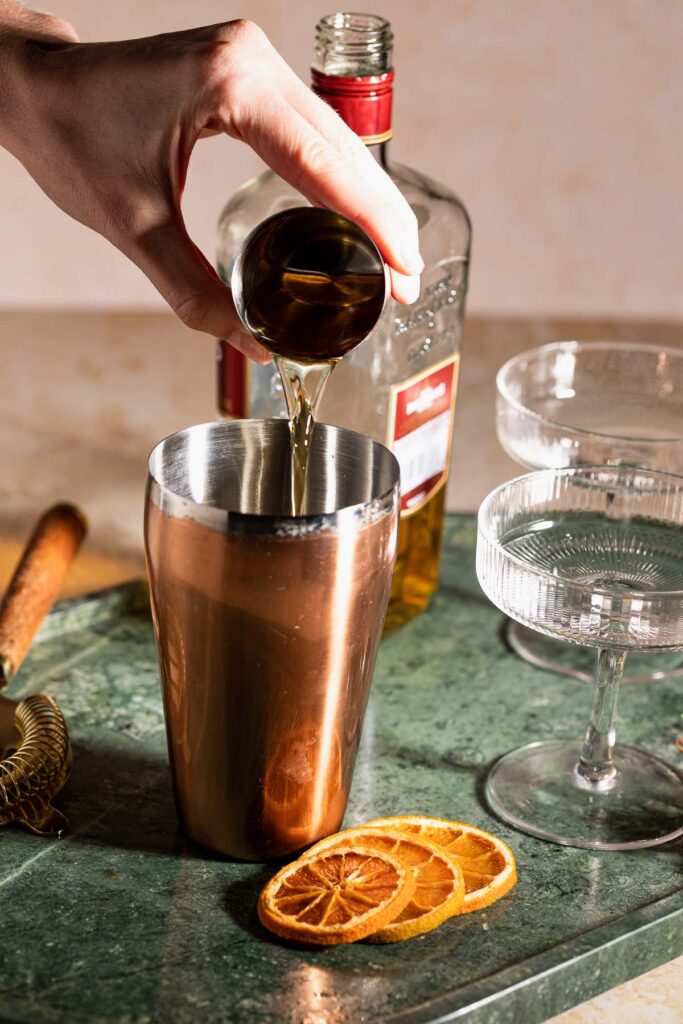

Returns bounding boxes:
[0,504,86,837]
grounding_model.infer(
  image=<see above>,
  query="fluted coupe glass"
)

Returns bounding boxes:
[496,340,683,684]
[477,465,683,850]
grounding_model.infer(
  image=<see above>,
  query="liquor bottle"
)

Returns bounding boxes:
[217,12,471,633]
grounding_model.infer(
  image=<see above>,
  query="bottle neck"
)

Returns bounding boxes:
[311,68,394,146]
[367,140,390,169]
[311,14,394,150]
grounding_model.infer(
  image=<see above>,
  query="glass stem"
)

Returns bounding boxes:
[575,648,626,792]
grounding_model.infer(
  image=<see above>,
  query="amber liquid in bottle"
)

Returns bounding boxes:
[384,487,446,635]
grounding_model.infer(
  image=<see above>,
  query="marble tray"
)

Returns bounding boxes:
[1,516,681,1024]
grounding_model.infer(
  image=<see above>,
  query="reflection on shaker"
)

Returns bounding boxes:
[261,724,344,851]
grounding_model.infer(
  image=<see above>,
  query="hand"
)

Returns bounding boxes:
[0,14,423,363]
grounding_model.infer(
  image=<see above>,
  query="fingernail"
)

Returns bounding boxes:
[402,276,421,304]
[403,250,424,276]
[252,345,272,366]
[227,330,271,365]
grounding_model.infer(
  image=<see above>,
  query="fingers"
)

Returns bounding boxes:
[389,268,421,305]
[126,210,270,364]
[208,22,423,297]
[282,74,422,263]
[236,97,422,295]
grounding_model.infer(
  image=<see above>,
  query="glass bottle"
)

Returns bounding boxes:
[217,13,471,633]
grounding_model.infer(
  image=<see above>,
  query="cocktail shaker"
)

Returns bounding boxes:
[145,419,399,860]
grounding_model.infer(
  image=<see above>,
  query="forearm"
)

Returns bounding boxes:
[0,2,77,153]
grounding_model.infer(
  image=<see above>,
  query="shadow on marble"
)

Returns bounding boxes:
[438,581,492,608]
[373,733,495,782]
[224,867,283,944]
[55,740,185,860]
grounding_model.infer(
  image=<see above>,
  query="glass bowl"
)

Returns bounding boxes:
[496,340,683,683]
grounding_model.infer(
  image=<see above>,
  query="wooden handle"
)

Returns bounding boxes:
[0,504,87,688]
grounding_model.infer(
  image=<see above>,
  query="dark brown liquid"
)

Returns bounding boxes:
[146,500,396,861]
[237,208,386,363]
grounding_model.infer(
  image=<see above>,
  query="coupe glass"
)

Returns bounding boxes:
[497,340,683,684]
[477,465,683,850]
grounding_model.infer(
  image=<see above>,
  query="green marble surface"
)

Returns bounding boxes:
[0,515,681,1024]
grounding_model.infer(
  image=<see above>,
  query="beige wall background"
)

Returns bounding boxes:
[1,0,682,319]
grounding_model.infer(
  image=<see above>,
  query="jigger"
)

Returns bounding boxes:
[0,504,87,836]
[231,206,389,363]
[231,206,389,459]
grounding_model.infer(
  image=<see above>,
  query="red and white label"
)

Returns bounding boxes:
[387,355,460,515]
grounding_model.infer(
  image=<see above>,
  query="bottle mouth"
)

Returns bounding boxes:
[317,12,392,36]
[314,12,393,75]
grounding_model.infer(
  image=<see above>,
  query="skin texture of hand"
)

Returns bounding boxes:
[0,9,423,362]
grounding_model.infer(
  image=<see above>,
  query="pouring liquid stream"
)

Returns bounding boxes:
[276,357,335,516]
[231,207,388,517]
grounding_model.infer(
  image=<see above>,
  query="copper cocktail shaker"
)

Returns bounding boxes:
[145,419,399,861]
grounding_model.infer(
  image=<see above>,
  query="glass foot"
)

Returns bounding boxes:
[486,740,683,850]
[506,619,683,684]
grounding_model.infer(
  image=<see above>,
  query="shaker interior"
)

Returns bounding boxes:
[148,419,398,518]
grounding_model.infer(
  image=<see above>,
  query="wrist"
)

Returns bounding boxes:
[0,33,44,157]
[0,5,78,153]
[0,34,26,151]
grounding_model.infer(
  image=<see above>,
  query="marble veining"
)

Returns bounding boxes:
[0,517,681,1024]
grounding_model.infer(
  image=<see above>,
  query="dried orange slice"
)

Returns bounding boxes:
[258,846,415,945]
[364,815,517,913]
[302,827,465,942]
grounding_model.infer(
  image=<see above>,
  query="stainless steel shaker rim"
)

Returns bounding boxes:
[146,418,400,535]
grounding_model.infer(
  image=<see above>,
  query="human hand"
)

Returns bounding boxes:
[0,15,423,363]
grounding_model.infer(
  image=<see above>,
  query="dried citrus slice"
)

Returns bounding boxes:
[258,846,415,945]
[302,827,465,942]
[364,815,517,913]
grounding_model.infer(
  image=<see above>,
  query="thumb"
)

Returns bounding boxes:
[127,211,270,364]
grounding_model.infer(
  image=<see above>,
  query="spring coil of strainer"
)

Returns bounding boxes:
[0,694,72,835]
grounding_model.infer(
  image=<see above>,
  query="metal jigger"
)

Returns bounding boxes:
[230,206,389,427]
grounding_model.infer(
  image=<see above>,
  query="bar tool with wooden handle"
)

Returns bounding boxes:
[0,504,87,837]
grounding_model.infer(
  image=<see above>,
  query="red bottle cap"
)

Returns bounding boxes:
[311,69,394,144]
